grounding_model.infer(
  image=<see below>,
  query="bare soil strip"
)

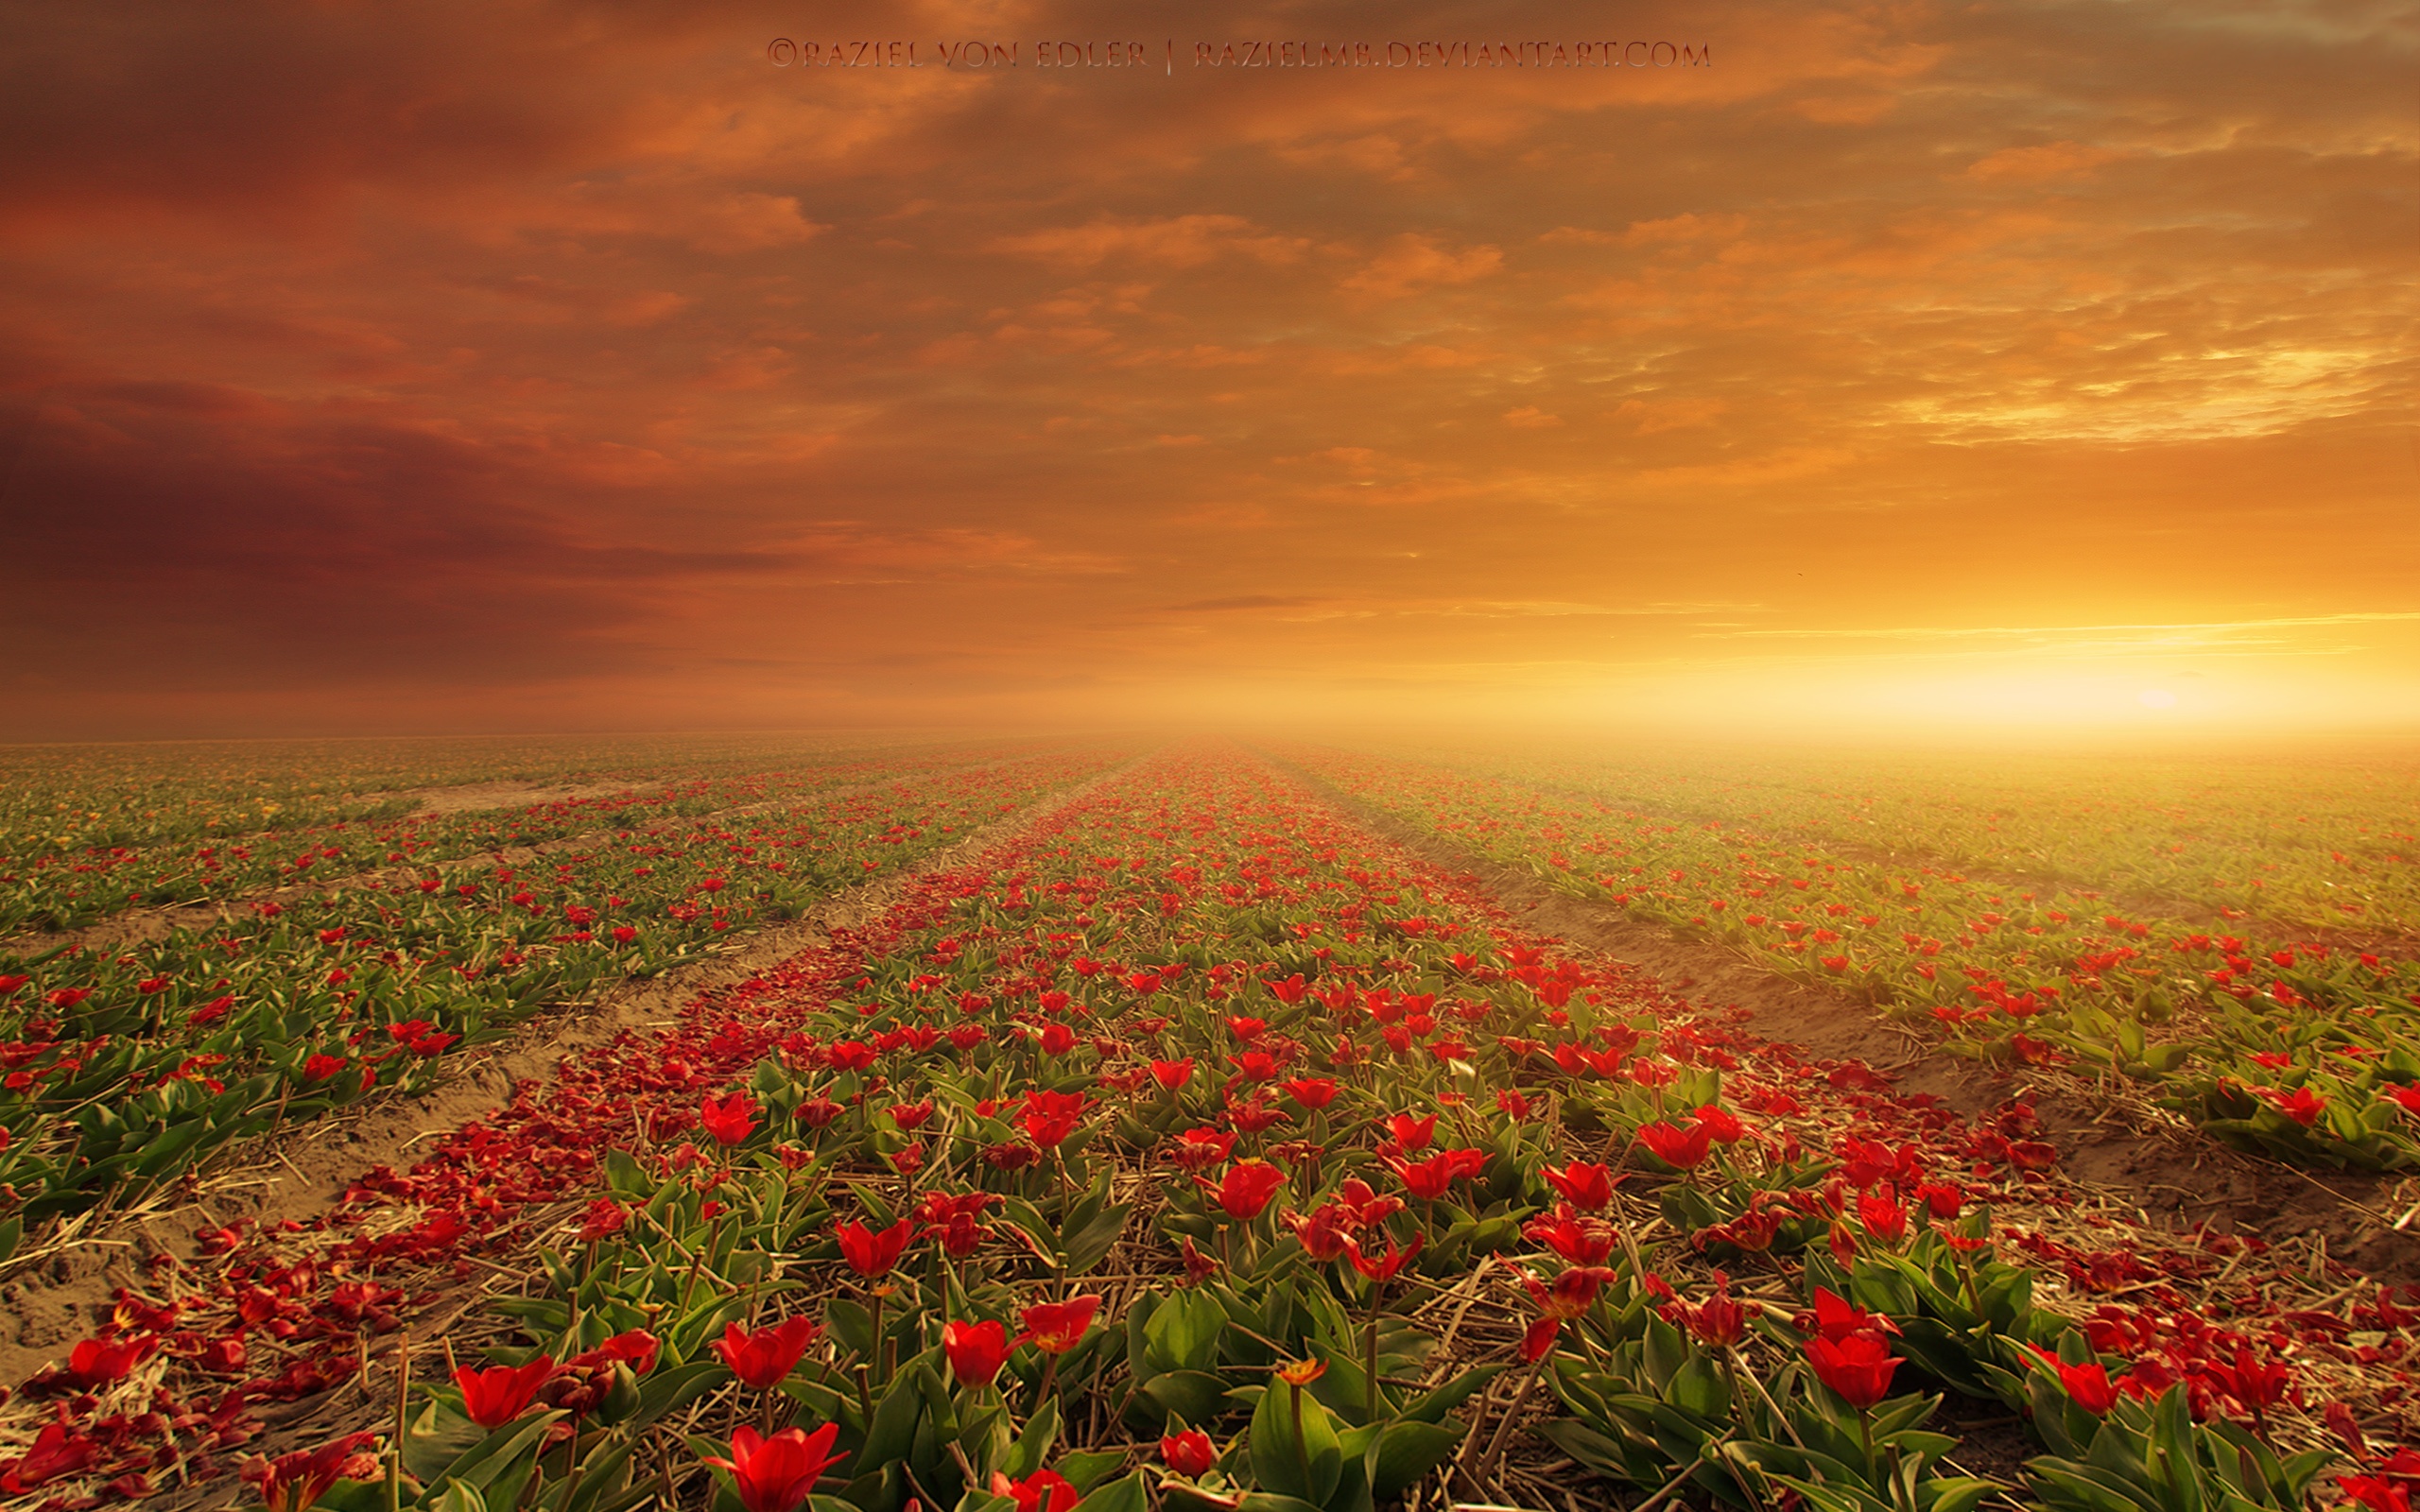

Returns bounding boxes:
[1274,752,2420,1288]
[350,778,640,816]
[0,754,1143,1386]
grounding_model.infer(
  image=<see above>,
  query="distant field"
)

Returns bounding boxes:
[1285,739,2420,1172]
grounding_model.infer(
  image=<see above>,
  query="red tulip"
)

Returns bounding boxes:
[1019,1295,1100,1354]
[1161,1426,1218,1476]
[1168,1126,1236,1170]
[1389,1147,1484,1200]
[1676,1273,1745,1347]
[455,1355,555,1427]
[991,1469,1080,1512]
[1690,1104,1748,1143]
[1333,1177,1403,1227]
[942,1318,1010,1387]
[2258,1085,2325,1127]
[705,1423,846,1512]
[1634,1121,1713,1171]
[1520,1264,1616,1321]
[2058,1358,2118,1415]
[1225,1092,1287,1133]
[700,1091,760,1146]
[1285,1204,1353,1262]
[1200,1160,1287,1222]
[714,1317,822,1390]
[1381,1112,1437,1151]
[1540,1160,1614,1211]
[837,1217,914,1278]
[1806,1332,1902,1409]
[826,1040,875,1072]
[1020,1089,1090,1147]
[1801,1287,1899,1342]
[1521,1315,1564,1362]
[1524,1210,1616,1265]
[1858,1187,1909,1245]
[1345,1230,1423,1282]
[1150,1058,1194,1091]
[1281,1076,1339,1110]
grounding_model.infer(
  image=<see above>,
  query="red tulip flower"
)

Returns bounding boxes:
[991,1469,1080,1512]
[1801,1287,1900,1342]
[1228,1050,1282,1082]
[826,1040,875,1072]
[455,1355,555,1427]
[1381,1112,1438,1151]
[715,1317,822,1390]
[1019,1295,1101,1354]
[1281,1076,1339,1110]
[1691,1104,1749,1143]
[1635,1121,1713,1171]
[700,1091,761,1146]
[1345,1230,1423,1283]
[2259,1085,2325,1127]
[942,1318,1011,1387]
[837,1216,914,1278]
[1201,1160,1287,1222]
[1914,1180,1965,1220]
[1540,1160,1614,1211]
[1522,1264,1616,1321]
[1859,1187,1909,1245]
[1150,1058,1194,1092]
[1286,1204,1353,1262]
[2056,1358,2118,1415]
[705,1423,847,1512]
[1524,1210,1616,1265]
[1806,1332,1903,1409]
[1019,1089,1090,1147]
[1168,1126,1236,1170]
[1389,1147,1485,1200]
[1161,1425,1218,1476]
[1333,1177,1404,1227]
[1675,1273,1746,1348]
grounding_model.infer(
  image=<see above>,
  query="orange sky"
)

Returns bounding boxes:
[1,0,2412,742]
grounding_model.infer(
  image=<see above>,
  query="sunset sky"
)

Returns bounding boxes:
[1,0,2412,742]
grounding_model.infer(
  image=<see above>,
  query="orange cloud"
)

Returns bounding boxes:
[1964,141,2124,182]
[991,215,1308,269]
[1339,233,1502,298]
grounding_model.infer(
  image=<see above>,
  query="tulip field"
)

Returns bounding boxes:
[0,737,2414,1512]
[1275,743,2420,1175]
